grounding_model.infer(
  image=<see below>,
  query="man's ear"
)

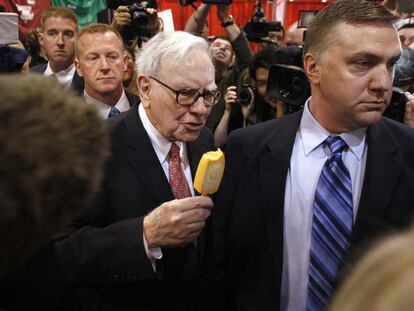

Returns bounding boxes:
[303,52,321,85]
[74,57,83,77]
[137,75,151,109]
[38,31,44,48]
[122,51,128,72]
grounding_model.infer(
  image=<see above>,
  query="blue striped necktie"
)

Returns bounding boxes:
[307,136,353,311]
[108,106,120,119]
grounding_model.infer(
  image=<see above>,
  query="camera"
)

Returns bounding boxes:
[383,87,407,123]
[244,21,282,43]
[243,0,282,44]
[237,84,253,107]
[266,64,310,111]
[128,2,153,29]
[115,0,159,44]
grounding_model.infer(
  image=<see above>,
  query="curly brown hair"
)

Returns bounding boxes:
[0,74,109,272]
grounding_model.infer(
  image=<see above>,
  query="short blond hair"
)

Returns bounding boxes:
[331,226,414,311]
[40,7,78,30]
[75,23,124,57]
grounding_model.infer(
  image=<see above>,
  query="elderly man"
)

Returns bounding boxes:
[214,1,414,310]
[75,23,137,119]
[55,31,219,310]
[32,7,84,94]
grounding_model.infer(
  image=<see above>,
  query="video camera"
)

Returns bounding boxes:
[115,0,159,45]
[244,21,282,43]
[244,1,282,44]
[266,64,310,113]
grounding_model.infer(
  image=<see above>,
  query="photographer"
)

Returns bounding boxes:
[214,70,255,147]
[214,46,303,147]
[384,47,414,127]
[110,0,161,49]
[186,4,252,132]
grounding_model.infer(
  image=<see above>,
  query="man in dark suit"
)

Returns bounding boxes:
[74,23,137,118]
[54,30,219,310]
[213,1,414,310]
[31,7,84,95]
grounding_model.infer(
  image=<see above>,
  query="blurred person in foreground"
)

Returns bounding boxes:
[54,31,219,311]
[331,226,414,311]
[0,74,109,311]
[213,1,414,310]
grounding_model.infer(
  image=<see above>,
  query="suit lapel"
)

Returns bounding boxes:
[259,112,302,278]
[124,105,174,206]
[353,120,402,239]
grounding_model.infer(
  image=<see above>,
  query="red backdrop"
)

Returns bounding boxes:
[156,0,335,36]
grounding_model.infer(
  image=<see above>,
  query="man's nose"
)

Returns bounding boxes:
[369,65,392,96]
[57,33,64,46]
[99,56,110,71]
[189,96,208,115]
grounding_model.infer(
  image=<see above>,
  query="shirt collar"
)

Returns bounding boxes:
[44,62,75,85]
[138,104,186,164]
[84,89,129,119]
[300,98,366,160]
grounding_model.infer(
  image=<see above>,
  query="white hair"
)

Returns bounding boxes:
[136,31,211,78]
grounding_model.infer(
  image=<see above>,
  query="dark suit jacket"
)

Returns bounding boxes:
[213,111,414,310]
[54,104,215,311]
[31,63,84,95]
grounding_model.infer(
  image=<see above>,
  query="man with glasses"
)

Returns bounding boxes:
[55,31,219,310]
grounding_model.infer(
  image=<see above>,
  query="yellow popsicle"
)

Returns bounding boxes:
[194,149,225,195]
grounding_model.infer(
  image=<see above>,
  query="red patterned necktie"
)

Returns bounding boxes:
[169,143,192,199]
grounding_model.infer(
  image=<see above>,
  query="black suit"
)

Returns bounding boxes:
[54,105,215,310]
[31,63,84,95]
[213,111,414,310]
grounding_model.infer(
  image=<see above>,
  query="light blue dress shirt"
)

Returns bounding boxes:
[280,100,367,311]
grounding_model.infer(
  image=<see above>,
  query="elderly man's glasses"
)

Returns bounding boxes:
[148,76,221,107]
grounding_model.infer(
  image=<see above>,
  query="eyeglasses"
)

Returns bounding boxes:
[148,76,221,107]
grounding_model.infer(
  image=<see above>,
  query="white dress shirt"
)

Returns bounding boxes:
[138,104,195,271]
[44,62,76,88]
[84,89,130,119]
[280,99,368,311]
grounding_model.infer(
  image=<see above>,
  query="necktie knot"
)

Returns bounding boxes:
[169,143,180,158]
[108,107,120,119]
[325,135,347,154]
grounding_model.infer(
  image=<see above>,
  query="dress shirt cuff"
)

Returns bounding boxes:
[143,232,163,272]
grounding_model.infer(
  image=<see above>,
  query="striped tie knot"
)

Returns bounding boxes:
[108,106,120,119]
[325,136,347,155]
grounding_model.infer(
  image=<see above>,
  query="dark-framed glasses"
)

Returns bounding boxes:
[148,76,221,107]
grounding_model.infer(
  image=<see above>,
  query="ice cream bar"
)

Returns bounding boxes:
[194,149,225,195]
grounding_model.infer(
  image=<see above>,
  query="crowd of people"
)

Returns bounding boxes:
[2,0,414,310]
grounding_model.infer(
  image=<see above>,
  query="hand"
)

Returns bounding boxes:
[143,196,213,248]
[404,92,414,128]
[111,6,131,30]
[382,0,414,18]
[217,4,230,22]
[224,86,237,112]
